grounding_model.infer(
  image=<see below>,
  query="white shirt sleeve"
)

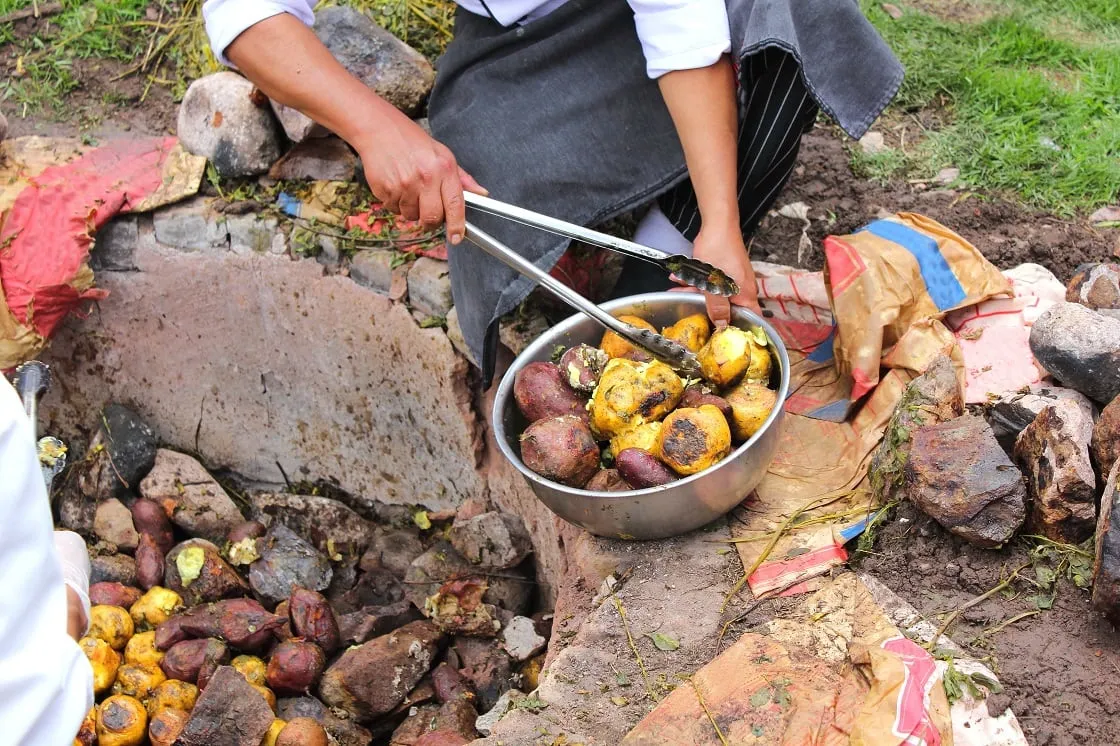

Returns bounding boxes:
[203,0,318,66]
[625,0,732,79]
[0,379,93,746]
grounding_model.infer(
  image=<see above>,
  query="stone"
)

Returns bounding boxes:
[1015,400,1098,544]
[165,539,250,606]
[988,384,1096,439]
[454,638,513,712]
[100,404,158,492]
[858,131,887,155]
[498,306,551,356]
[313,6,435,116]
[176,666,275,746]
[337,601,422,645]
[318,620,442,720]
[405,542,533,616]
[407,258,453,319]
[349,249,397,294]
[91,216,139,271]
[1030,301,1120,403]
[270,100,329,143]
[268,137,360,182]
[1091,461,1120,623]
[1094,396,1120,473]
[475,689,520,737]
[1067,262,1120,320]
[140,449,245,543]
[415,732,471,746]
[444,307,478,366]
[904,415,1027,547]
[391,700,478,745]
[501,616,546,662]
[359,526,425,579]
[226,213,285,256]
[90,553,138,586]
[178,72,283,178]
[249,523,333,607]
[1089,206,1120,224]
[250,492,378,557]
[0,111,7,143]
[935,167,960,185]
[93,498,139,552]
[276,696,373,746]
[449,512,532,570]
[431,662,473,704]
[153,197,228,251]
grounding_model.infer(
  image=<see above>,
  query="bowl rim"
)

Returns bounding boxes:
[491,291,792,499]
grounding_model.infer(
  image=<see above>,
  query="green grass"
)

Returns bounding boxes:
[858,0,1120,215]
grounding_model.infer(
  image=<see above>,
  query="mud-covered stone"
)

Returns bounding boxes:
[277,696,373,746]
[988,384,1095,439]
[1067,262,1120,320]
[449,512,532,570]
[250,492,377,557]
[165,539,250,606]
[178,72,282,178]
[360,526,425,579]
[141,449,244,543]
[175,665,274,745]
[405,543,533,616]
[337,601,421,645]
[454,637,513,712]
[1091,461,1120,623]
[431,662,473,704]
[1015,400,1098,543]
[318,620,442,720]
[249,523,333,607]
[94,498,139,552]
[268,137,359,182]
[407,257,453,319]
[905,415,1026,547]
[90,553,138,586]
[1093,395,1120,474]
[1030,301,1120,403]
[335,567,406,614]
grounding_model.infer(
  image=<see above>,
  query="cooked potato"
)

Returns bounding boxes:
[725,381,778,441]
[135,533,166,591]
[679,384,733,420]
[600,315,657,361]
[662,313,712,353]
[75,707,97,746]
[148,708,190,746]
[131,499,175,554]
[609,421,661,458]
[79,636,122,696]
[288,589,341,655]
[615,448,678,488]
[262,719,287,746]
[124,630,164,669]
[277,718,329,746]
[97,695,147,746]
[697,326,755,388]
[90,582,143,610]
[112,663,167,701]
[589,359,684,440]
[656,405,732,475]
[89,605,134,651]
[513,361,589,423]
[585,469,632,492]
[130,587,183,631]
[266,640,327,695]
[147,679,198,717]
[559,344,610,393]
[253,684,278,712]
[520,415,601,487]
[232,654,269,687]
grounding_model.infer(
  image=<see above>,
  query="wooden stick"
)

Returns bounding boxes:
[0,1,63,24]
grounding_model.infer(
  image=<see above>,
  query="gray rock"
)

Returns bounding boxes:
[93,498,139,552]
[450,512,532,570]
[1094,395,1120,474]
[270,100,329,143]
[90,553,138,586]
[91,216,139,271]
[858,131,886,155]
[177,666,275,746]
[153,197,228,251]
[988,384,1096,438]
[408,257,453,318]
[227,213,285,256]
[349,248,396,294]
[250,492,377,557]
[1029,302,1120,403]
[313,6,436,116]
[276,695,373,746]
[475,689,521,737]
[359,526,425,579]
[1067,262,1120,320]
[178,72,283,178]
[268,137,360,182]
[445,307,478,366]
[405,542,533,616]
[499,306,551,356]
[0,111,7,143]
[99,404,158,494]
[337,601,421,645]
[905,415,1027,547]
[249,522,333,606]
[1015,399,1097,544]
[1091,460,1120,623]
[140,449,245,543]
[501,616,546,662]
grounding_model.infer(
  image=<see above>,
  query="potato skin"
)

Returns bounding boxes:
[228,520,266,544]
[97,695,147,746]
[559,344,610,393]
[79,636,122,696]
[231,654,269,687]
[288,589,341,655]
[609,421,661,458]
[262,719,288,746]
[90,582,143,609]
[75,707,98,746]
[131,586,183,631]
[154,614,189,651]
[160,638,229,684]
[697,326,754,388]
[135,533,166,591]
[89,605,135,651]
[520,415,601,487]
[277,718,329,746]
[615,449,678,488]
[589,359,684,440]
[656,405,732,476]
[678,385,733,420]
[148,708,190,746]
[600,315,657,361]
[513,362,589,423]
[177,597,286,653]
[111,663,167,701]
[585,469,633,492]
[725,381,779,441]
[254,684,278,712]
[662,313,712,353]
[124,630,164,670]
[147,679,198,717]
[131,499,175,555]
[266,640,327,695]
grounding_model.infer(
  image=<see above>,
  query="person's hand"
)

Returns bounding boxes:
[353,118,487,246]
[53,530,90,641]
[65,587,87,641]
[688,226,761,326]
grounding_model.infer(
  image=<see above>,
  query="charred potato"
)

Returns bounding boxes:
[615,448,678,488]
[135,533,166,591]
[662,313,711,353]
[147,679,198,717]
[559,344,610,393]
[266,640,327,695]
[124,630,164,670]
[600,315,657,361]
[90,582,143,610]
[148,708,190,746]
[725,381,778,441]
[697,326,770,388]
[75,707,97,746]
[520,415,601,487]
[513,362,588,423]
[89,605,134,651]
[608,421,661,458]
[112,663,167,701]
[97,695,147,746]
[231,654,269,687]
[79,636,121,696]
[585,469,632,492]
[656,405,732,476]
[589,359,684,440]
[130,587,183,631]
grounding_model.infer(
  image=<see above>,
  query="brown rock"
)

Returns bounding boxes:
[360,527,425,579]
[1067,262,1120,320]
[453,637,512,712]
[250,492,377,557]
[1093,395,1120,474]
[91,553,138,586]
[175,666,275,746]
[318,620,443,720]
[415,732,471,746]
[165,539,250,606]
[391,704,441,746]
[404,543,533,617]
[268,137,359,182]
[1091,462,1120,623]
[140,450,245,543]
[94,498,139,552]
[390,699,478,746]
[905,415,1026,547]
[1015,400,1098,543]
[276,696,373,746]
[337,601,421,646]
[431,662,473,704]
[449,512,532,570]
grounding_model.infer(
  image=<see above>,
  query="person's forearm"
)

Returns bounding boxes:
[657,57,741,233]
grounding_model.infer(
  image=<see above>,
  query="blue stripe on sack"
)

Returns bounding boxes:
[859,220,967,311]
[807,326,836,363]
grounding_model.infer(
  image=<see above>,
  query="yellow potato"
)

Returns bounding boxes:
[97,695,148,746]
[130,587,183,631]
[111,663,166,702]
[75,707,97,746]
[661,313,712,353]
[147,679,198,717]
[656,405,732,476]
[232,654,268,687]
[589,359,684,440]
[608,422,662,458]
[88,605,134,651]
[697,326,755,388]
[79,636,121,696]
[148,708,189,746]
[599,315,657,361]
[253,684,278,712]
[124,630,164,670]
[262,719,288,746]
[725,381,779,441]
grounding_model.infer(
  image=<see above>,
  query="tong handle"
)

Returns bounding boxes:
[14,360,50,436]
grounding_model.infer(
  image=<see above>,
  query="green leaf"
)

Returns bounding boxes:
[1035,564,1056,588]
[614,671,631,687]
[646,632,680,652]
[611,696,629,706]
[419,316,446,329]
[1031,593,1055,610]
[413,509,432,530]
[969,672,1003,695]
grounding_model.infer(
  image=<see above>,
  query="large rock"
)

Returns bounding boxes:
[360,526,425,579]
[176,665,275,746]
[988,384,1096,439]
[1093,395,1120,474]
[1067,262,1120,320]
[177,72,282,177]
[1015,400,1098,543]
[98,404,158,495]
[42,245,486,514]
[1029,302,1120,403]
[90,553,137,586]
[269,100,329,143]
[318,620,442,720]
[904,415,1027,547]
[1091,461,1120,622]
[450,512,532,570]
[93,498,139,552]
[277,696,373,746]
[454,638,513,713]
[337,601,421,645]
[405,542,533,616]
[407,258,453,319]
[392,699,478,745]
[249,523,333,607]
[268,137,360,182]
[313,6,435,116]
[250,492,377,557]
[140,449,245,543]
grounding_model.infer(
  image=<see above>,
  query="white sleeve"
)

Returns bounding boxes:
[625,0,732,79]
[0,379,94,746]
[203,0,318,66]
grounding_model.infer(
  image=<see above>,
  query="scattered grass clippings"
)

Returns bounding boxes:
[645,632,680,652]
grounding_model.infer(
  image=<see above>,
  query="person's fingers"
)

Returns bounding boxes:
[459,167,488,196]
[441,176,466,245]
[418,183,445,232]
[705,293,732,328]
[398,188,421,221]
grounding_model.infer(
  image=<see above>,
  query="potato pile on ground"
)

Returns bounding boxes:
[514,313,779,490]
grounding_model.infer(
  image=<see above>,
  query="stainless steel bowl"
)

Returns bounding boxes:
[492,292,790,540]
